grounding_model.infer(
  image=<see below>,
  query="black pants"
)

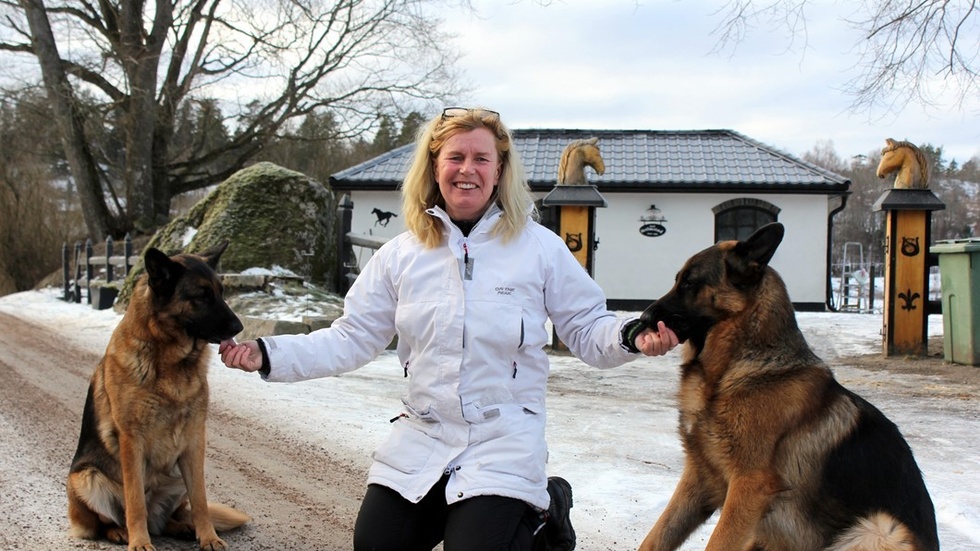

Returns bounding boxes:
[353,476,542,551]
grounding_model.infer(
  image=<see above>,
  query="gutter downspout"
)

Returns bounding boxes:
[826,191,850,311]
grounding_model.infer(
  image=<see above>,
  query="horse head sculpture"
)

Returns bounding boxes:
[558,137,605,186]
[876,138,929,189]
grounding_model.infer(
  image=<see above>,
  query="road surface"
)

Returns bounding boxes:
[1,303,977,550]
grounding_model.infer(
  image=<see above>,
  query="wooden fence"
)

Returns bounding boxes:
[60,195,384,308]
[62,234,136,309]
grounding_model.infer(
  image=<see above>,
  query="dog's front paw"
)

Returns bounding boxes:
[199,535,228,550]
[127,540,157,551]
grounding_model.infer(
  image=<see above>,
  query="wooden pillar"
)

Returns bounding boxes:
[542,185,607,351]
[873,189,945,357]
[336,194,354,295]
[556,205,595,274]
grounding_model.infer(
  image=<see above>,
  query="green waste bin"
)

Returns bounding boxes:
[930,238,980,366]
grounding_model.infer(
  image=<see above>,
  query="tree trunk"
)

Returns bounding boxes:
[152,130,173,224]
[124,93,158,232]
[119,1,167,233]
[19,0,113,240]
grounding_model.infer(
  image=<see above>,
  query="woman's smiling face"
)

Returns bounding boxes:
[433,127,501,221]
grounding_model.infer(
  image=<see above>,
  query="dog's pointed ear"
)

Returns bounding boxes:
[727,223,784,289]
[144,248,181,299]
[735,223,784,267]
[197,241,230,270]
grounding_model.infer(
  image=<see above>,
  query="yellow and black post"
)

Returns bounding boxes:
[872,189,945,356]
[541,185,607,351]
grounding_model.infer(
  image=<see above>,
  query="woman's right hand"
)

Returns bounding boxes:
[219,339,264,372]
[635,321,680,357]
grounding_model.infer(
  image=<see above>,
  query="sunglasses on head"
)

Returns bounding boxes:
[441,107,500,119]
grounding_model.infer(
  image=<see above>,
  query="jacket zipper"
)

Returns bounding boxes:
[461,241,473,281]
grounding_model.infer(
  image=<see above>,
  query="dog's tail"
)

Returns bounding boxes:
[828,513,917,551]
[209,503,251,531]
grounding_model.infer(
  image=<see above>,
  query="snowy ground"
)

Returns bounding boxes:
[1,288,977,549]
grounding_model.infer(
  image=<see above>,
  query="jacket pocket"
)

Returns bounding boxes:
[465,301,524,362]
[472,404,547,483]
[371,420,437,475]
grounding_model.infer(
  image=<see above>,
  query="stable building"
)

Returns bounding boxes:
[330,129,851,311]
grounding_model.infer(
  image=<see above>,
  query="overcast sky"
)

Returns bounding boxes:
[440,1,980,165]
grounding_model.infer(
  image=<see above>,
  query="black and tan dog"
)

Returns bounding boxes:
[68,243,249,551]
[637,223,938,551]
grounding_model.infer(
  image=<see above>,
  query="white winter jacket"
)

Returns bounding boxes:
[260,205,640,509]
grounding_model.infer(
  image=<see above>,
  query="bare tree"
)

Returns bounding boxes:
[712,0,979,114]
[0,89,84,293]
[0,0,465,238]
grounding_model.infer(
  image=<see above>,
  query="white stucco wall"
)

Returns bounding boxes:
[347,191,405,238]
[592,193,829,306]
[340,190,831,308]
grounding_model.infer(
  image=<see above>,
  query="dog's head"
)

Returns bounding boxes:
[640,223,785,353]
[143,242,244,343]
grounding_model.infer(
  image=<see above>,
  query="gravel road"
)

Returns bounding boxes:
[0,311,364,550]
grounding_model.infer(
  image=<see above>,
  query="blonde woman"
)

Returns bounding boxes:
[221,108,677,551]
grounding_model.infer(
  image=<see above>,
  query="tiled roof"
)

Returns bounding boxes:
[329,129,850,193]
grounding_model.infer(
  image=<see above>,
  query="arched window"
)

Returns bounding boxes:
[713,199,780,242]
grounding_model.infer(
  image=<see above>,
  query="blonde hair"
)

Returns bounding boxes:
[401,108,535,248]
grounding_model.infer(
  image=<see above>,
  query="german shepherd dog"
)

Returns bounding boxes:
[637,223,938,551]
[68,243,249,550]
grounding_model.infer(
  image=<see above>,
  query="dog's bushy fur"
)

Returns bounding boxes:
[637,223,938,551]
[67,244,249,551]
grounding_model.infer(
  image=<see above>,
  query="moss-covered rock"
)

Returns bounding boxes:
[116,163,338,309]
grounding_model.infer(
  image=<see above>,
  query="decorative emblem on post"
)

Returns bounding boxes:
[557,137,605,186]
[876,138,929,189]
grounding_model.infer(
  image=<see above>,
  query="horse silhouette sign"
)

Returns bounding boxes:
[371,207,398,227]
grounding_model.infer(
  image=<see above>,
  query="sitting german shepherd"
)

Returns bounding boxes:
[637,223,938,551]
[67,243,249,551]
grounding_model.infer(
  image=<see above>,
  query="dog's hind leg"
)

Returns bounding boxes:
[162,501,197,540]
[67,469,126,541]
[67,476,103,540]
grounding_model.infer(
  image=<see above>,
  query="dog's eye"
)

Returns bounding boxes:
[679,276,697,291]
[188,293,211,306]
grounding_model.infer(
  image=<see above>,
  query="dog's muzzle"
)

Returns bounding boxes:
[640,301,689,343]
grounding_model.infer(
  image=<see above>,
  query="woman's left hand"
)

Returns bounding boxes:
[634,321,679,356]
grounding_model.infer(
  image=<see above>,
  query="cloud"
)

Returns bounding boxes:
[443,1,980,162]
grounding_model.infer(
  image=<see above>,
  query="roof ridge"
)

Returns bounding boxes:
[330,128,851,192]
